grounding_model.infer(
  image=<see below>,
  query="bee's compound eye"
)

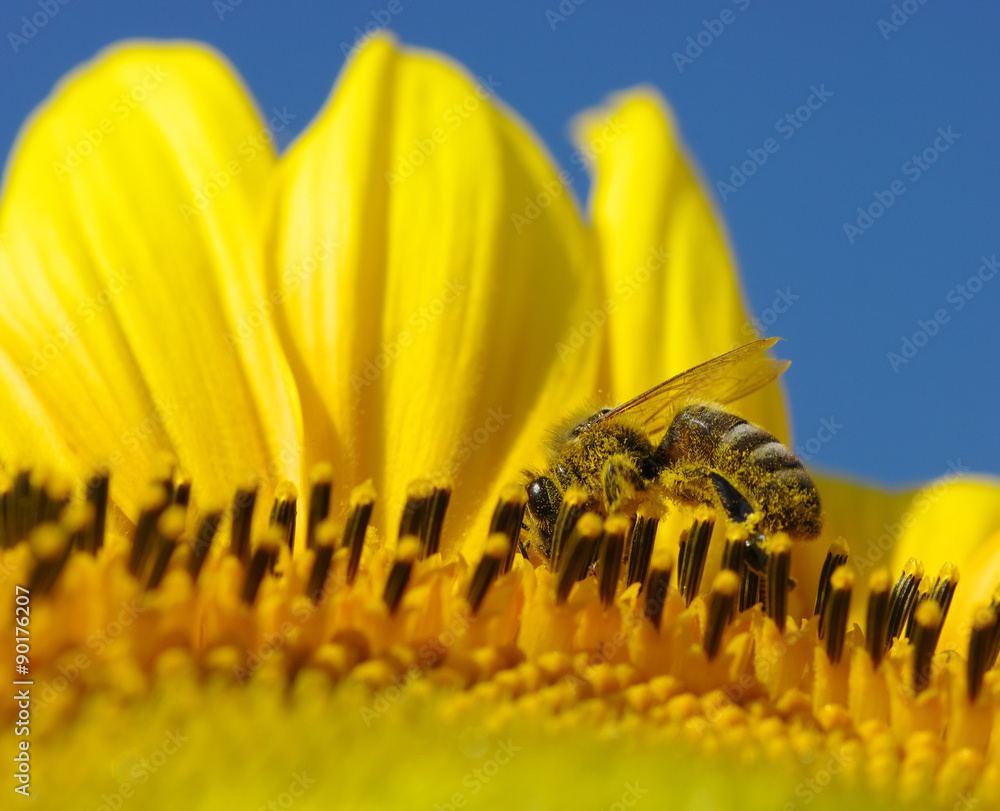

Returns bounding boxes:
[527,476,560,525]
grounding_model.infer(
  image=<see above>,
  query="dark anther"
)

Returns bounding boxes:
[643,557,673,631]
[551,488,587,573]
[187,510,221,581]
[467,533,510,614]
[865,568,891,667]
[554,513,602,604]
[84,469,110,554]
[146,506,186,590]
[344,481,375,585]
[241,535,280,605]
[128,485,170,577]
[306,463,334,550]
[886,558,923,648]
[27,525,71,595]
[598,514,629,608]
[815,539,850,635]
[705,570,740,660]
[383,537,419,615]
[911,600,943,694]
[765,534,793,631]
[307,521,338,604]
[823,566,853,664]
[626,503,659,589]
[489,484,527,575]
[678,514,715,605]
[230,484,258,566]
[269,481,299,554]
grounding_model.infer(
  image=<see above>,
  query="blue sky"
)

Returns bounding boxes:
[2,0,998,487]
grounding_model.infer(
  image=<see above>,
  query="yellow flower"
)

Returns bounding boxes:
[3,36,1000,810]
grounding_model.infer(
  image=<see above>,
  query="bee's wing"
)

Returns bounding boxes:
[594,338,790,439]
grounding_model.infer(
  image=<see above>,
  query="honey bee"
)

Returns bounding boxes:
[523,338,821,566]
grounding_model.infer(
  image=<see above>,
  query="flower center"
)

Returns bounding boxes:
[3,464,999,801]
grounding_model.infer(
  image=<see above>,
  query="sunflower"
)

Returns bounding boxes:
[3,36,1000,810]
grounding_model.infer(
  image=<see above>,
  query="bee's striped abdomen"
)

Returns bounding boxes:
[659,404,821,539]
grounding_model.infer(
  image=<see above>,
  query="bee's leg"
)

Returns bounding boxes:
[604,455,646,512]
[706,470,755,524]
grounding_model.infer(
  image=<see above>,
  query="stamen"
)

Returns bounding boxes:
[151,453,176,502]
[823,566,853,664]
[38,474,70,526]
[384,536,420,615]
[467,533,510,614]
[642,548,673,630]
[739,565,761,613]
[27,525,71,595]
[241,529,281,605]
[269,481,298,553]
[187,510,221,581]
[912,599,943,694]
[7,470,32,544]
[886,558,924,648]
[967,606,998,701]
[83,469,110,554]
[720,527,746,574]
[62,502,95,553]
[598,514,629,608]
[146,506,186,590]
[424,482,451,558]
[305,462,334,550]
[398,480,451,559]
[865,568,891,666]
[344,481,375,585]
[172,471,192,508]
[814,538,850,634]
[765,534,793,630]
[127,484,169,577]
[678,511,714,605]
[705,569,740,660]
[929,563,960,622]
[230,484,258,566]
[306,520,338,604]
[555,512,602,604]
[488,484,526,575]
[551,488,587,573]
[626,503,658,588]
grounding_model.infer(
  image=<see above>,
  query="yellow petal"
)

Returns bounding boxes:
[576,90,789,442]
[270,37,600,550]
[0,43,303,521]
